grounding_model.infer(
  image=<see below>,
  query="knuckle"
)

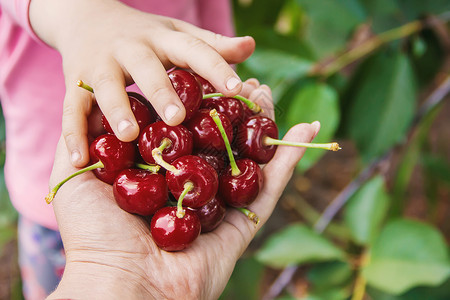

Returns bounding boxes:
[148,85,171,103]
[92,71,118,90]
[185,36,208,52]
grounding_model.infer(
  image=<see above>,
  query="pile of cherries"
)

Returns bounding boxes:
[46,69,340,252]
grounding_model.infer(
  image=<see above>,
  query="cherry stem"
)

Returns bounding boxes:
[264,136,341,151]
[77,80,94,93]
[236,207,260,225]
[209,109,241,176]
[151,138,180,174]
[135,163,160,173]
[45,160,104,204]
[176,181,194,218]
[203,93,262,114]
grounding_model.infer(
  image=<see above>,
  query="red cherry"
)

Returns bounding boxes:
[138,121,193,164]
[242,104,255,119]
[168,69,202,121]
[150,207,201,252]
[185,109,233,152]
[219,158,263,208]
[195,151,227,174]
[189,196,226,233]
[89,134,136,184]
[192,73,216,94]
[102,93,154,137]
[201,96,245,130]
[113,169,168,216]
[45,133,136,203]
[235,116,278,164]
[166,155,218,208]
[236,116,341,164]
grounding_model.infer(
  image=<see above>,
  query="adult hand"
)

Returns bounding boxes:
[29,0,255,167]
[46,84,319,299]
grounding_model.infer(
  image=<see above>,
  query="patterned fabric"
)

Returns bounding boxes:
[18,216,65,300]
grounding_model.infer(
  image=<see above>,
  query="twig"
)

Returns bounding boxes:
[261,74,450,300]
[309,20,423,78]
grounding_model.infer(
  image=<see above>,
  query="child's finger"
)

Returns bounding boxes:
[89,61,139,143]
[172,20,255,64]
[117,46,186,126]
[160,31,244,97]
[61,84,93,167]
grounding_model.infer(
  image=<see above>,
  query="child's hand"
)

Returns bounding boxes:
[29,0,255,167]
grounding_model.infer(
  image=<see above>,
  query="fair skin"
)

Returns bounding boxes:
[29,0,255,168]
[28,1,320,298]
[46,81,320,299]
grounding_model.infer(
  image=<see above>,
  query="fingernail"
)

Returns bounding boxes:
[71,150,81,164]
[118,119,133,134]
[311,121,321,138]
[226,77,241,91]
[164,104,180,122]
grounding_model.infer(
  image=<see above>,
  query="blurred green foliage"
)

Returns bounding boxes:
[226,0,450,299]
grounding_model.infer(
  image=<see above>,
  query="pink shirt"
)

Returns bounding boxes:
[0,0,234,230]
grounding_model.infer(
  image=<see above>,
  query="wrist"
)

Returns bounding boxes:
[47,260,153,299]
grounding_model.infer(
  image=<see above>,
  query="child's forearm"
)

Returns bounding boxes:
[29,0,123,49]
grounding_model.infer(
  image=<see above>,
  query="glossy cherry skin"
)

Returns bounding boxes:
[168,69,202,121]
[201,96,245,130]
[242,104,255,120]
[192,73,216,94]
[113,169,168,216]
[189,195,226,233]
[219,158,263,208]
[102,93,154,137]
[150,206,201,252]
[235,116,278,164]
[89,134,136,184]
[166,155,218,208]
[138,121,193,164]
[185,109,233,152]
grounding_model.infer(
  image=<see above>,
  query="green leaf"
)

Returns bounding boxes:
[367,278,450,300]
[243,48,313,87]
[359,0,403,32]
[284,82,340,171]
[233,0,285,35]
[255,224,344,268]
[219,256,264,300]
[363,219,450,294]
[344,51,416,161]
[343,175,390,245]
[307,261,353,290]
[295,0,365,58]
[397,0,450,22]
[301,288,350,300]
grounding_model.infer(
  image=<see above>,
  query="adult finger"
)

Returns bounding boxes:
[216,122,319,253]
[239,78,260,98]
[248,84,275,120]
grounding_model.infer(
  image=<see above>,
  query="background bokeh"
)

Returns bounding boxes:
[1,0,450,299]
